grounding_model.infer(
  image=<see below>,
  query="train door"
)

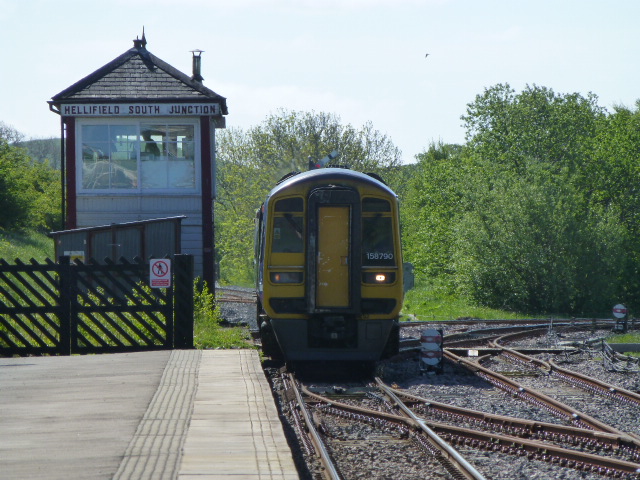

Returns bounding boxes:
[307,187,361,314]
[316,206,350,307]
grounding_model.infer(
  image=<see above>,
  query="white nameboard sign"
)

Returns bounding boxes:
[61,103,221,117]
[150,259,171,288]
[63,250,85,263]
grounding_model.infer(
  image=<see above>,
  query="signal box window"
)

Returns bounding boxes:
[81,125,137,189]
[79,121,197,193]
[140,124,195,189]
[362,198,395,266]
[272,198,304,253]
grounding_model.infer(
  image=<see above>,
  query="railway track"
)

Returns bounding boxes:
[215,286,256,303]
[385,384,640,463]
[275,369,640,479]
[444,348,625,433]
[280,370,486,480]
[490,331,640,410]
[391,321,640,476]
[260,316,640,478]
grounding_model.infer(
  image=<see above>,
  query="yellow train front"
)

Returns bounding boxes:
[255,168,403,362]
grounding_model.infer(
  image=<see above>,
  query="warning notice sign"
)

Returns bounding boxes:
[150,259,171,288]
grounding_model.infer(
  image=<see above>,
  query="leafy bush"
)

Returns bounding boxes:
[193,279,251,349]
[0,139,61,232]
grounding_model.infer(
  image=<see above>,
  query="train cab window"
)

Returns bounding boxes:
[363,198,391,212]
[275,197,303,212]
[272,198,304,253]
[362,198,395,267]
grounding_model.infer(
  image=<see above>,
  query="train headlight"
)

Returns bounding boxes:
[362,272,395,284]
[270,272,303,284]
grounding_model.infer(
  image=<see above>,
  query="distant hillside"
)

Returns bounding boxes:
[14,137,61,169]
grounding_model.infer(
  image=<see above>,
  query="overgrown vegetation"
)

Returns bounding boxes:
[193,279,252,349]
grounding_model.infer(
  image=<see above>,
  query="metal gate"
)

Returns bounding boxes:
[0,255,194,356]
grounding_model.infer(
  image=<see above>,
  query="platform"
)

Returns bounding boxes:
[0,349,299,480]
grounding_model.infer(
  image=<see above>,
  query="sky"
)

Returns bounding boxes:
[0,0,638,164]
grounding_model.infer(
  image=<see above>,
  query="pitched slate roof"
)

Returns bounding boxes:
[50,38,228,115]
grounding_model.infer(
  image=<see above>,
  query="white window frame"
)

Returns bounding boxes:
[76,117,201,194]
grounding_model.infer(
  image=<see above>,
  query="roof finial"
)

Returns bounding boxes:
[133,28,147,49]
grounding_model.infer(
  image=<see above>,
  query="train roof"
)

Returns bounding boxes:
[267,168,397,199]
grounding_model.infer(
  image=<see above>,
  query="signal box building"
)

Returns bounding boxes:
[48,34,227,286]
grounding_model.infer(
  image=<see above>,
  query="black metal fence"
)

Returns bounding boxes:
[0,254,194,356]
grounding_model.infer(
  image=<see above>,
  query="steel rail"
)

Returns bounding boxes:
[282,372,342,480]
[306,382,640,479]
[303,384,486,480]
[302,385,418,427]
[427,420,640,477]
[444,349,626,434]
[490,343,640,435]
[400,319,618,327]
[441,322,618,350]
[384,383,640,462]
[215,287,256,303]
[375,378,487,480]
[488,338,640,409]
[548,359,640,407]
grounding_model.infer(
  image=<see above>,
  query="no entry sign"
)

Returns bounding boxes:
[150,259,171,288]
[613,304,627,319]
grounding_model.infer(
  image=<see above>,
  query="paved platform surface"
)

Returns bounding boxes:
[0,349,299,479]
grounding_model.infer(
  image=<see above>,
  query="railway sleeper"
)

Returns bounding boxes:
[445,433,640,479]
[551,370,640,408]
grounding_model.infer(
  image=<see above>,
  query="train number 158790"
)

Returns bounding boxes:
[365,251,394,261]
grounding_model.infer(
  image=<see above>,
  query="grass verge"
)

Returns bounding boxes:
[0,230,53,262]
[607,332,640,343]
[605,331,640,358]
[401,280,538,321]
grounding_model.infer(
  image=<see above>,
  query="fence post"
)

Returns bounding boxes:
[58,256,72,355]
[173,254,194,349]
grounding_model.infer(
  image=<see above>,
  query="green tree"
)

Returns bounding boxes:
[401,142,466,281]
[15,137,61,170]
[401,84,632,315]
[0,135,61,232]
[0,139,33,231]
[452,160,626,314]
[0,121,25,144]
[585,101,640,306]
[462,83,604,172]
[215,110,402,285]
[455,85,630,314]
